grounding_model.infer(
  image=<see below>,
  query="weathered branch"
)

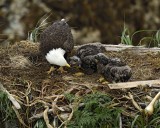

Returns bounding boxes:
[108,80,160,89]
[75,42,160,54]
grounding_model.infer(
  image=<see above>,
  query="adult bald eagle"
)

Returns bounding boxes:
[40,19,74,74]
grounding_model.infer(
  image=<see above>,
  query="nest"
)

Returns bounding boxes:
[1,41,160,127]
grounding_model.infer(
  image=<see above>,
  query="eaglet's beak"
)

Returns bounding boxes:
[66,63,70,68]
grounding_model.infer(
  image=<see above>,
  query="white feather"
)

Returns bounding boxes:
[45,48,68,66]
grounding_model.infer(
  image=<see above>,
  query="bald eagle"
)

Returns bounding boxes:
[40,19,74,74]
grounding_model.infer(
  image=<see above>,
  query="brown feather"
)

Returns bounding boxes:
[39,20,74,56]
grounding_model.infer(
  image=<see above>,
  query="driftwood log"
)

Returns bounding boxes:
[75,42,160,54]
[108,80,160,89]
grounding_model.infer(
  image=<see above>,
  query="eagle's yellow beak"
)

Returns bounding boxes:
[66,63,70,68]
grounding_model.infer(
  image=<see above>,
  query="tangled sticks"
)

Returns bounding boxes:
[68,44,132,83]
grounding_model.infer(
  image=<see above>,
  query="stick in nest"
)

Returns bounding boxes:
[58,104,74,128]
[43,106,54,128]
[0,82,21,109]
[29,108,53,122]
[128,92,143,112]
[12,106,28,128]
[52,95,61,115]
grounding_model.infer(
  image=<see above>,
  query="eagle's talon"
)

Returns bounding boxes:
[97,76,109,84]
[97,77,105,83]
[57,67,67,73]
[47,66,55,74]
[102,81,109,85]
[73,72,84,77]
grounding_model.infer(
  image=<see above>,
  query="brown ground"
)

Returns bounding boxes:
[1,41,160,127]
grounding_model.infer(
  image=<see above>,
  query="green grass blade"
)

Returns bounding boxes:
[155,30,160,44]
[131,115,139,128]
[131,30,156,40]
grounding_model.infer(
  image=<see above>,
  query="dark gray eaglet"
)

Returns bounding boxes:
[76,44,105,59]
[71,43,109,74]
[97,58,132,83]
[67,44,105,74]
[39,19,74,73]
[80,53,110,74]
[68,56,82,67]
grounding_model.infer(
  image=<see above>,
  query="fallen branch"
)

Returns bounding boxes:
[108,80,160,89]
[0,82,21,109]
[75,42,160,54]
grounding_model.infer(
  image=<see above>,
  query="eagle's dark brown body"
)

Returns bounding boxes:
[40,19,74,56]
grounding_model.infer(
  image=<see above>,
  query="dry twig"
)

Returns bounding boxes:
[58,104,74,128]
[43,106,54,128]
[128,92,143,112]
[12,106,28,128]
[29,108,53,122]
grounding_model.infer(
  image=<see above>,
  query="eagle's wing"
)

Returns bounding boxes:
[63,33,74,53]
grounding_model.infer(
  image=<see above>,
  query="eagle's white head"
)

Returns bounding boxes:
[45,48,70,67]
